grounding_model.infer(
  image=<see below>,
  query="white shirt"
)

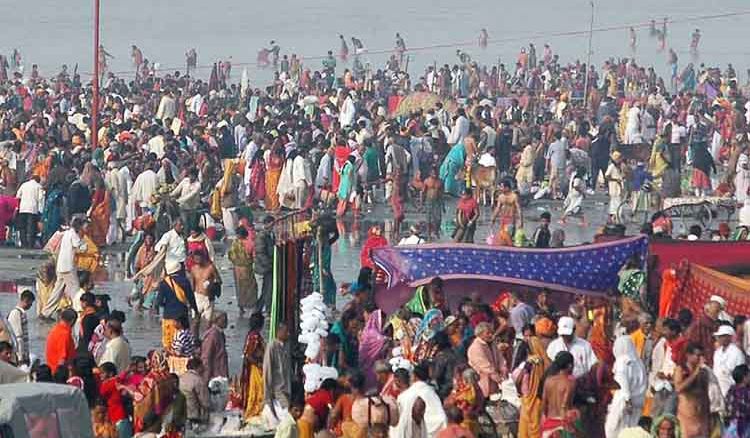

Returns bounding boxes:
[546,336,598,378]
[56,228,85,273]
[713,343,746,397]
[398,235,425,246]
[170,177,202,210]
[99,336,131,375]
[155,229,186,264]
[395,381,446,438]
[147,135,166,159]
[15,179,44,214]
[130,169,158,208]
[447,116,469,145]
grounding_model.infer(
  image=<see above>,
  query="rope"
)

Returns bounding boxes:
[82,9,750,77]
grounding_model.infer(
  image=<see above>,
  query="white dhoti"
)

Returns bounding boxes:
[195,293,214,332]
[41,271,79,318]
[221,207,237,238]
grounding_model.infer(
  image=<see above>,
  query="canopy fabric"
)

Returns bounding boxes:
[372,235,649,296]
[0,383,94,438]
[660,260,750,318]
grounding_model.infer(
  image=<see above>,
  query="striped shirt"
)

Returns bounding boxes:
[171,329,196,357]
[7,306,28,364]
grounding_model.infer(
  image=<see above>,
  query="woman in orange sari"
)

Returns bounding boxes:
[265,145,284,211]
[89,179,111,247]
[514,336,550,438]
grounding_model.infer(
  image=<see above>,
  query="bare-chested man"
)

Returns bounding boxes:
[541,351,578,436]
[189,250,222,332]
[422,167,444,239]
[491,179,523,237]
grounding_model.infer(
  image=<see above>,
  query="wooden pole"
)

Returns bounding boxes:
[583,1,594,117]
[91,0,100,149]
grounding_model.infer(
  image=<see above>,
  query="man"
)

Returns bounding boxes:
[189,249,221,331]
[78,291,99,356]
[180,358,210,427]
[156,260,198,350]
[436,406,474,438]
[0,342,27,383]
[263,323,292,412]
[545,131,567,199]
[105,161,128,242]
[43,216,86,318]
[46,309,77,373]
[532,211,552,248]
[254,215,275,315]
[7,289,34,365]
[540,351,577,437]
[130,160,159,211]
[156,90,177,121]
[394,364,446,438]
[712,324,745,397]
[15,174,44,248]
[99,319,131,374]
[422,168,444,240]
[201,311,228,380]
[171,168,202,231]
[155,218,187,265]
[685,298,720,366]
[546,316,598,378]
[467,322,505,397]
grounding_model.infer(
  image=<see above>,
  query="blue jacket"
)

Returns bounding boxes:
[156,271,198,320]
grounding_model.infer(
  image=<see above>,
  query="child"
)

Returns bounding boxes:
[274,396,304,438]
[532,211,552,248]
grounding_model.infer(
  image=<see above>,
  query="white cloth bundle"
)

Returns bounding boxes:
[299,292,330,360]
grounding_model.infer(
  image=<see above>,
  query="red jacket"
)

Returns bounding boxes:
[99,378,127,423]
[46,322,75,373]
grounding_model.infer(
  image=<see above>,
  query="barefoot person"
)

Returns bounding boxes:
[422,167,444,239]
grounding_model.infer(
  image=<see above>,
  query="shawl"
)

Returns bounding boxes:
[414,309,444,344]
[359,310,385,365]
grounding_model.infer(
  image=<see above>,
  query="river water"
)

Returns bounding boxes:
[2,0,749,83]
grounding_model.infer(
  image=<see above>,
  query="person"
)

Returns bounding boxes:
[155,218,187,266]
[359,308,387,390]
[467,322,505,398]
[274,396,304,438]
[437,406,475,438]
[241,313,266,420]
[605,336,648,438]
[311,213,339,306]
[169,315,197,358]
[185,226,215,271]
[541,351,581,437]
[227,227,258,315]
[15,174,44,248]
[141,372,187,434]
[453,188,479,243]
[712,324,745,398]
[513,334,549,438]
[156,260,198,350]
[170,168,202,231]
[180,358,210,427]
[92,401,118,438]
[394,364,447,438]
[7,289,34,365]
[89,179,111,247]
[0,342,27,383]
[491,179,523,240]
[533,212,552,248]
[432,331,461,399]
[560,168,587,226]
[674,342,710,438]
[651,414,681,438]
[606,151,626,223]
[200,310,228,380]
[546,316,598,378]
[46,308,77,373]
[98,361,132,438]
[254,215,275,315]
[422,167,444,239]
[44,216,87,318]
[130,233,159,310]
[439,141,467,197]
[399,224,426,245]
[264,323,292,413]
[98,319,132,375]
[189,249,221,332]
[725,364,750,438]
[545,131,567,199]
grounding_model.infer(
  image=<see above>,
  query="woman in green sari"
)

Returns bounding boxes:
[311,213,339,306]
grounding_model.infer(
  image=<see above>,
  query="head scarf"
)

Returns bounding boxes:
[650,414,682,438]
[405,287,428,316]
[415,309,444,343]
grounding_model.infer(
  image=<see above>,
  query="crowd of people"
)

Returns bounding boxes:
[0,22,748,438]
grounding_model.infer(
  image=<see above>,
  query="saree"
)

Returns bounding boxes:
[359,310,386,390]
[89,189,111,247]
[42,188,64,243]
[331,320,358,369]
[518,337,550,438]
[248,159,266,203]
[311,236,336,306]
[133,243,159,306]
[76,234,100,273]
[228,238,258,309]
[541,410,583,438]
[440,143,467,197]
[133,351,171,433]
[265,152,284,211]
[240,330,265,419]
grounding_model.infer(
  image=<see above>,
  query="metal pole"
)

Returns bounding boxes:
[583,1,594,117]
[91,0,100,149]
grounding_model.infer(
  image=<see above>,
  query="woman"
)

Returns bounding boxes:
[228,227,258,315]
[76,221,101,273]
[247,148,266,205]
[413,309,445,363]
[311,214,339,306]
[42,184,65,243]
[674,342,710,438]
[453,188,479,243]
[337,155,358,218]
[360,226,388,283]
[89,179,111,247]
[330,310,362,372]
[240,313,266,420]
[446,367,484,436]
[185,225,215,272]
[651,414,681,438]
[605,336,648,438]
[265,145,285,211]
[132,351,172,432]
[514,335,550,438]
[35,261,61,319]
[440,142,467,197]
[691,143,716,197]
[724,364,750,438]
[359,309,386,390]
[130,233,158,311]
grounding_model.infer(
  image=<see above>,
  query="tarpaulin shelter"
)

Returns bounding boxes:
[372,235,649,313]
[659,260,750,318]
